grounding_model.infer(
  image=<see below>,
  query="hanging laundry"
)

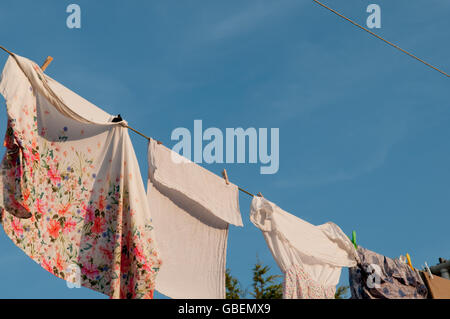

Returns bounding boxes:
[421,271,450,299]
[249,196,357,299]
[349,247,428,299]
[147,139,243,299]
[0,54,161,298]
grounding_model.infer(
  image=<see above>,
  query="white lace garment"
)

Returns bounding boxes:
[250,196,357,299]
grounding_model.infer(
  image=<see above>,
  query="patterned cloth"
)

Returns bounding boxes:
[0,53,161,298]
[349,247,428,299]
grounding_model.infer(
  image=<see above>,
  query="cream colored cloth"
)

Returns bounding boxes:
[250,196,357,299]
[0,54,161,298]
[147,139,242,299]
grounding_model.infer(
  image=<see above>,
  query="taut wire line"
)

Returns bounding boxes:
[0,45,256,197]
[238,187,254,197]
[312,0,450,78]
[128,124,256,197]
[125,123,255,197]
[0,46,13,56]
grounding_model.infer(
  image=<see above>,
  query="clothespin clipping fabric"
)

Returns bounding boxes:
[112,114,123,122]
[351,230,357,250]
[221,169,230,185]
[406,253,414,270]
[424,262,433,279]
[41,56,53,71]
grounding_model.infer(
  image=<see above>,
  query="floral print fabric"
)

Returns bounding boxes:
[349,247,427,299]
[0,54,161,298]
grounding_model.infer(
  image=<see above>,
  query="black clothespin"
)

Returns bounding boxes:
[112,114,123,122]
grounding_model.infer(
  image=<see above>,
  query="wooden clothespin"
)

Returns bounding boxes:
[406,253,414,271]
[257,192,263,197]
[424,262,433,279]
[351,230,357,249]
[221,169,230,185]
[41,56,53,72]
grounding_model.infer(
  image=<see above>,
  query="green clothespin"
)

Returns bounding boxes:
[351,230,357,249]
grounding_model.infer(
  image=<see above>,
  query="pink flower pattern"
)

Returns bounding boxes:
[0,59,161,299]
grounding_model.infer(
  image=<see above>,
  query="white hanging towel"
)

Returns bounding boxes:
[147,139,243,299]
[0,53,161,298]
[250,196,357,299]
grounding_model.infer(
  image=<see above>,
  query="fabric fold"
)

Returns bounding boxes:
[250,196,357,299]
[348,247,428,299]
[148,140,242,227]
[7,54,115,125]
[147,139,242,299]
[0,54,161,299]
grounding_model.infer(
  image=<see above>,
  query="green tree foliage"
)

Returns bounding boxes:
[226,260,349,299]
[225,268,244,299]
[250,261,283,299]
[226,261,282,299]
[334,285,350,299]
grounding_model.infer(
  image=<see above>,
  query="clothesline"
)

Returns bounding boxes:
[312,0,450,78]
[0,45,12,55]
[5,0,449,196]
[3,5,449,194]
[124,119,256,197]
[0,45,256,198]
[0,47,446,301]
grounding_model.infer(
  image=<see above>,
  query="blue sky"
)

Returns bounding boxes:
[0,0,449,298]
